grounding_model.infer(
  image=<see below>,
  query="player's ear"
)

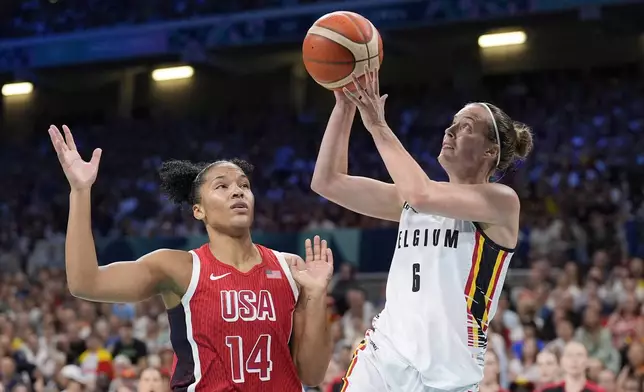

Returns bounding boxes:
[484,144,499,160]
[193,204,205,221]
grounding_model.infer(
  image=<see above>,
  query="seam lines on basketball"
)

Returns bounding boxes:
[343,12,370,74]
[303,53,380,65]
[309,22,364,46]
[307,27,368,61]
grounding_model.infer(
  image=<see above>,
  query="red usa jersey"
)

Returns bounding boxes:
[168,243,303,392]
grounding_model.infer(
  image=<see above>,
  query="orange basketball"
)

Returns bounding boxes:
[302,11,383,90]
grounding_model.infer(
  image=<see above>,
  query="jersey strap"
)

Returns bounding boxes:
[271,250,299,301]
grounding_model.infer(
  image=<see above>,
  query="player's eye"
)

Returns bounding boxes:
[241,183,250,189]
[215,184,227,190]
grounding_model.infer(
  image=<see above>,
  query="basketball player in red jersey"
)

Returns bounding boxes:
[48,125,334,391]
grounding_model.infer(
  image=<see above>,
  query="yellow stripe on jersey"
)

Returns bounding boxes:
[481,250,508,330]
[340,340,367,392]
[464,231,509,347]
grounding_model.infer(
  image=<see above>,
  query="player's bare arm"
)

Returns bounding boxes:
[311,91,404,222]
[49,125,184,303]
[284,236,334,386]
[343,69,520,227]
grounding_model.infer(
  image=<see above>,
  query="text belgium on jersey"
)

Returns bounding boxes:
[397,228,459,249]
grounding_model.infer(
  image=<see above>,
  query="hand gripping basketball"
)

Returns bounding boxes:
[343,65,389,131]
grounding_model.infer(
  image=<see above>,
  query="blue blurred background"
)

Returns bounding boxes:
[1,0,644,391]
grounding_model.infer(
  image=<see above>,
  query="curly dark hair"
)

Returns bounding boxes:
[158,158,254,205]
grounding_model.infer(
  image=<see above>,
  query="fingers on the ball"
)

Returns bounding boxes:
[350,73,366,92]
[342,88,360,105]
[373,69,380,97]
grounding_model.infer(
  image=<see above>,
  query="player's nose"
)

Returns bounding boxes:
[231,186,244,198]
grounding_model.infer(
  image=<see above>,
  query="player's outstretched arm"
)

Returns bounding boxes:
[311,91,404,222]
[285,237,334,386]
[49,125,178,303]
[343,69,520,226]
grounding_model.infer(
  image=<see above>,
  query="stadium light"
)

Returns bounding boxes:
[151,66,194,81]
[478,31,527,48]
[2,82,34,97]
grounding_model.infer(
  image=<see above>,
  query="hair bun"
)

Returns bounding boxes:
[513,121,533,159]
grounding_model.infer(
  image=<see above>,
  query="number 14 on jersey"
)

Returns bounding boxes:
[225,335,273,383]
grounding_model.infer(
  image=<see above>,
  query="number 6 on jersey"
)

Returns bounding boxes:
[412,263,420,292]
[225,335,273,383]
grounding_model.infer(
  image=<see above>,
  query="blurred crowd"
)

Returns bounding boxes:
[0,0,533,38]
[3,251,644,391]
[2,66,643,270]
[1,57,644,390]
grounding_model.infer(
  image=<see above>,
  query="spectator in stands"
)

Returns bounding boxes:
[58,364,90,392]
[512,320,545,359]
[606,294,640,350]
[509,336,541,383]
[0,356,21,390]
[329,263,357,316]
[78,334,113,384]
[617,341,644,390]
[480,350,508,392]
[586,357,605,383]
[575,306,621,373]
[596,369,617,392]
[322,359,343,392]
[546,318,576,354]
[340,287,374,345]
[538,341,601,392]
[136,367,165,392]
[535,350,561,388]
[111,322,147,367]
[108,355,136,392]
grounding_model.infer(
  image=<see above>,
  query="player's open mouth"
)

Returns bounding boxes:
[442,144,454,150]
[231,202,248,210]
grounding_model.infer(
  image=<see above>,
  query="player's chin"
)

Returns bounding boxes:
[229,214,253,228]
[437,152,449,167]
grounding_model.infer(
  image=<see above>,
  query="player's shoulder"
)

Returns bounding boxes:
[139,248,191,262]
[137,249,192,272]
[486,182,520,205]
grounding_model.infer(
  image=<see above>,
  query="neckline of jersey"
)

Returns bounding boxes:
[203,243,268,276]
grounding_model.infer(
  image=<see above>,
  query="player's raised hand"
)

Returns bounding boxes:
[287,235,334,294]
[48,125,102,190]
[342,65,388,130]
[334,90,354,106]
